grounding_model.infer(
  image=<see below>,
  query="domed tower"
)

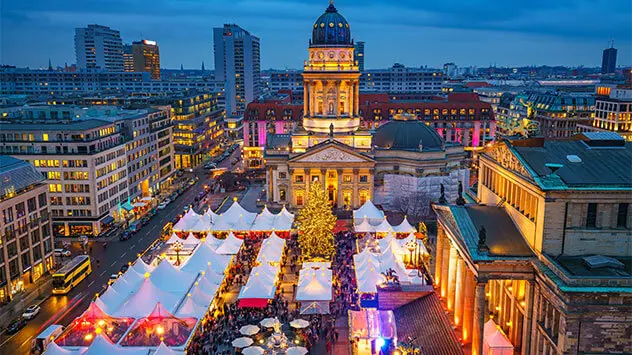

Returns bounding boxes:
[302,1,361,134]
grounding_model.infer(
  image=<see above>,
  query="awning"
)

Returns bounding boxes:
[141,196,153,202]
[121,202,134,211]
[238,299,269,308]
[133,202,147,207]
[101,215,115,225]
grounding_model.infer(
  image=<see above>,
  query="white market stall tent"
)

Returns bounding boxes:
[215,232,244,255]
[484,319,514,355]
[296,262,332,314]
[353,201,385,225]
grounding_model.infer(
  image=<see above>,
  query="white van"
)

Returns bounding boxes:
[30,324,64,354]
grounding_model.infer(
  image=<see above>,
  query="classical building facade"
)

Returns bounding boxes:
[263,2,468,210]
[432,133,632,355]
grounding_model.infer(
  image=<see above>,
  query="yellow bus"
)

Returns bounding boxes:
[52,255,92,294]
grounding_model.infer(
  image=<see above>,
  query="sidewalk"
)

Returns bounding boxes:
[0,276,52,331]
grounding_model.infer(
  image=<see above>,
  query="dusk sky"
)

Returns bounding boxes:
[1,0,630,70]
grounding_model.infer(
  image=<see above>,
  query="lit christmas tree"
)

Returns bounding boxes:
[296,182,337,260]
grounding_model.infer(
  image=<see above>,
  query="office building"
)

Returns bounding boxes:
[267,70,304,93]
[354,41,365,71]
[433,133,632,355]
[74,24,124,72]
[123,44,134,72]
[601,45,617,75]
[132,40,161,80]
[578,84,632,141]
[213,24,261,116]
[159,92,225,169]
[0,67,216,95]
[0,120,127,237]
[360,64,444,93]
[0,156,54,303]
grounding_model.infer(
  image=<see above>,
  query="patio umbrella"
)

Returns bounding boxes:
[239,325,261,336]
[290,319,309,329]
[286,347,309,355]
[231,337,253,348]
[259,317,278,328]
[242,346,265,355]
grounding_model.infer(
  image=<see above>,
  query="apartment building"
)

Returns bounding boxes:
[360,63,444,94]
[75,24,124,72]
[0,156,54,303]
[577,84,632,141]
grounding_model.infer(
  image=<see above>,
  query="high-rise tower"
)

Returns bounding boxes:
[302,1,361,134]
[74,25,124,72]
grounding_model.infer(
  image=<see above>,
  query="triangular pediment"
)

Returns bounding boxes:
[289,141,374,163]
[485,141,533,180]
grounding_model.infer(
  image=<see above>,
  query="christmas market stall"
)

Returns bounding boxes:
[353,200,385,225]
[54,302,134,347]
[296,262,332,315]
[348,309,397,355]
[119,303,197,347]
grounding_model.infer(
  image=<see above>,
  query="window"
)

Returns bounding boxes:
[295,175,304,183]
[278,172,287,179]
[360,192,368,205]
[586,203,597,228]
[280,189,286,201]
[38,193,47,208]
[343,175,352,183]
[27,197,37,213]
[359,175,368,183]
[311,175,320,182]
[296,192,304,206]
[617,203,629,228]
[328,171,336,178]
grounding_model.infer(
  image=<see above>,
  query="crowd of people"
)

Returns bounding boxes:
[184,230,360,355]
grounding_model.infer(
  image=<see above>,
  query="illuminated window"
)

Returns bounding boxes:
[343,175,352,182]
[295,175,304,183]
[296,193,304,206]
[42,134,49,141]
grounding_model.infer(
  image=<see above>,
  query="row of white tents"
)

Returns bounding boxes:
[353,201,416,234]
[353,233,428,293]
[237,232,287,306]
[47,235,238,354]
[173,201,294,233]
[166,231,244,255]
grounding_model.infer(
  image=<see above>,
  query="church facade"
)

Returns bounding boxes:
[264,2,468,209]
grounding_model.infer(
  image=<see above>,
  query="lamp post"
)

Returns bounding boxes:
[404,240,417,268]
[172,241,184,266]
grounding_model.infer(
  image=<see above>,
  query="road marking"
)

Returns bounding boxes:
[110,261,117,267]
[88,280,95,287]
[121,252,127,258]
[131,243,136,248]
[0,333,17,348]
[99,270,107,277]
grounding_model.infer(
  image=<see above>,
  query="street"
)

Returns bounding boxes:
[0,145,243,354]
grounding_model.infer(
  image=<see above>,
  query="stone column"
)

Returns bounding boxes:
[268,167,274,202]
[462,269,475,343]
[454,256,466,326]
[348,81,354,116]
[447,244,458,311]
[522,281,535,354]
[288,168,295,208]
[303,81,309,116]
[320,169,327,196]
[336,168,344,209]
[335,80,341,117]
[434,228,445,285]
[440,239,451,298]
[352,168,359,208]
[304,168,310,194]
[472,281,487,355]
[354,81,360,116]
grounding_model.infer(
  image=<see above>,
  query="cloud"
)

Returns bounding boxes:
[1,0,630,68]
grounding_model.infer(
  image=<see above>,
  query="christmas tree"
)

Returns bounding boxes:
[295,182,337,260]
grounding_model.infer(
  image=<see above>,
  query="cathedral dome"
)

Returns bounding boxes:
[373,114,445,151]
[311,1,352,46]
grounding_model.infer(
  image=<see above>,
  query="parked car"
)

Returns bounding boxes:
[6,317,27,334]
[157,202,168,210]
[22,305,41,320]
[107,274,119,286]
[203,163,217,170]
[54,248,71,257]
[120,265,129,274]
[119,232,132,241]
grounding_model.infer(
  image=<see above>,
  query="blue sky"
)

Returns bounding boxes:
[1,0,630,70]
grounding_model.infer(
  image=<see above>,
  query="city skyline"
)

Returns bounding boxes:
[2,0,631,70]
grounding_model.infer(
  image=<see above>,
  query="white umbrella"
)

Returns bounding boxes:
[239,324,261,336]
[286,347,309,355]
[242,346,264,355]
[260,317,278,328]
[231,337,253,348]
[289,319,309,329]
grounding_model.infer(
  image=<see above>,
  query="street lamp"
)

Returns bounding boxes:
[404,240,417,268]
[172,241,184,266]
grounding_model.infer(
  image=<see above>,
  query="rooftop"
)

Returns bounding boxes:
[1,119,113,132]
[465,205,534,257]
[509,136,632,189]
[0,156,45,200]
[555,256,632,278]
